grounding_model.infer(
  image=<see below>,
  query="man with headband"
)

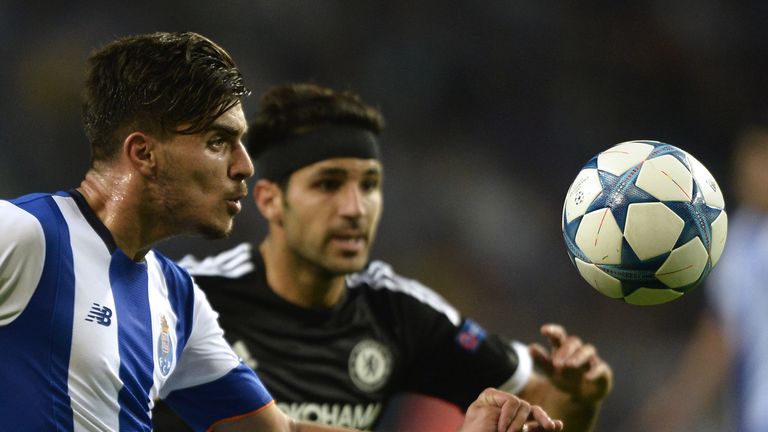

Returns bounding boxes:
[153,83,610,431]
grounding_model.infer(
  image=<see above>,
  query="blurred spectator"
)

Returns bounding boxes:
[628,123,768,432]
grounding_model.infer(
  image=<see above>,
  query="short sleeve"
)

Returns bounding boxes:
[162,363,273,431]
[0,200,46,326]
[405,314,529,409]
[160,284,243,394]
[498,341,533,394]
[160,284,273,429]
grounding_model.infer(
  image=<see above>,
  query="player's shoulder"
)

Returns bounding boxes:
[347,260,433,296]
[176,242,255,279]
[4,192,56,206]
[0,193,63,326]
[150,249,193,280]
[347,260,460,325]
[0,194,56,246]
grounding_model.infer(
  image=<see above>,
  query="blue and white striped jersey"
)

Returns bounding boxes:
[707,208,768,432]
[0,191,273,432]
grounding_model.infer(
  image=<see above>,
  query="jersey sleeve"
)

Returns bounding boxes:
[162,363,273,431]
[160,283,273,430]
[376,267,531,409]
[403,313,532,409]
[0,200,46,326]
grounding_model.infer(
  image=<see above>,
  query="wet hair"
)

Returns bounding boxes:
[247,83,385,159]
[82,31,249,164]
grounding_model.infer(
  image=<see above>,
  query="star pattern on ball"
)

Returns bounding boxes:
[587,167,658,232]
[665,185,724,250]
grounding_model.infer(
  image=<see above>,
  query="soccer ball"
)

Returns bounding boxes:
[562,140,728,305]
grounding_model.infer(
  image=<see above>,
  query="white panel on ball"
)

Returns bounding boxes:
[688,154,726,209]
[575,208,623,265]
[624,287,683,305]
[563,168,603,223]
[656,237,708,288]
[636,154,693,202]
[597,141,654,176]
[709,211,728,267]
[624,202,685,260]
[575,259,623,299]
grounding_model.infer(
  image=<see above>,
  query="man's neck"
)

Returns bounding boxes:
[77,167,165,261]
[259,240,346,309]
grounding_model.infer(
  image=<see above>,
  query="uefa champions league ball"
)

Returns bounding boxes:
[562,140,728,305]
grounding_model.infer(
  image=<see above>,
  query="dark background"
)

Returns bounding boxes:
[2,2,766,430]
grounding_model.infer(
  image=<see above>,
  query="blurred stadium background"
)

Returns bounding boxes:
[2,2,767,430]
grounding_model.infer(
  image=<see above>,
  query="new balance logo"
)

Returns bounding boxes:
[85,303,112,327]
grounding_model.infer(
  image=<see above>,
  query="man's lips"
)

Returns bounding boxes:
[329,233,367,252]
[225,194,246,214]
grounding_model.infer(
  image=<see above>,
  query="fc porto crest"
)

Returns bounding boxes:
[157,315,174,377]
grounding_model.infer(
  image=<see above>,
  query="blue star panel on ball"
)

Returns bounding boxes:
[562,140,728,305]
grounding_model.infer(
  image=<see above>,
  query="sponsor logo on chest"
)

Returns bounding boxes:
[279,401,382,430]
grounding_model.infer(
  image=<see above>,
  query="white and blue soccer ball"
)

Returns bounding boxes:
[562,140,728,305]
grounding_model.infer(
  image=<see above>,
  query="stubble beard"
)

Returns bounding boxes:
[322,241,371,276]
[153,174,233,240]
[289,240,368,279]
[196,219,233,239]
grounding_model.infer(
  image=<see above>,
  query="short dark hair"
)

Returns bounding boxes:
[247,83,385,158]
[82,31,249,164]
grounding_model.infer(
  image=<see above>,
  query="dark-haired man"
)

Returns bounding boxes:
[154,83,612,431]
[0,33,561,432]
[0,31,277,432]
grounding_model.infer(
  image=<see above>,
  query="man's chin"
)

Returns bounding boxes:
[329,257,368,275]
[195,222,233,240]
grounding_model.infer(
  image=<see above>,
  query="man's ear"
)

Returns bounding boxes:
[124,132,157,177]
[254,179,284,223]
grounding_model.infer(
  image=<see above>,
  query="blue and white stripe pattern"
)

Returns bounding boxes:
[0,192,271,431]
[707,208,768,432]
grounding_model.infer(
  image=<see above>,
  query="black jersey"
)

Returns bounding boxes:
[153,243,530,431]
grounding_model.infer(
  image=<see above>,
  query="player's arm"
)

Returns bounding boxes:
[517,324,613,432]
[210,403,353,432]
[160,281,279,430]
[213,388,564,432]
[0,200,46,326]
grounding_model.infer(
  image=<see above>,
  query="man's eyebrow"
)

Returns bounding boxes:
[207,123,246,137]
[312,167,349,177]
[312,166,382,178]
